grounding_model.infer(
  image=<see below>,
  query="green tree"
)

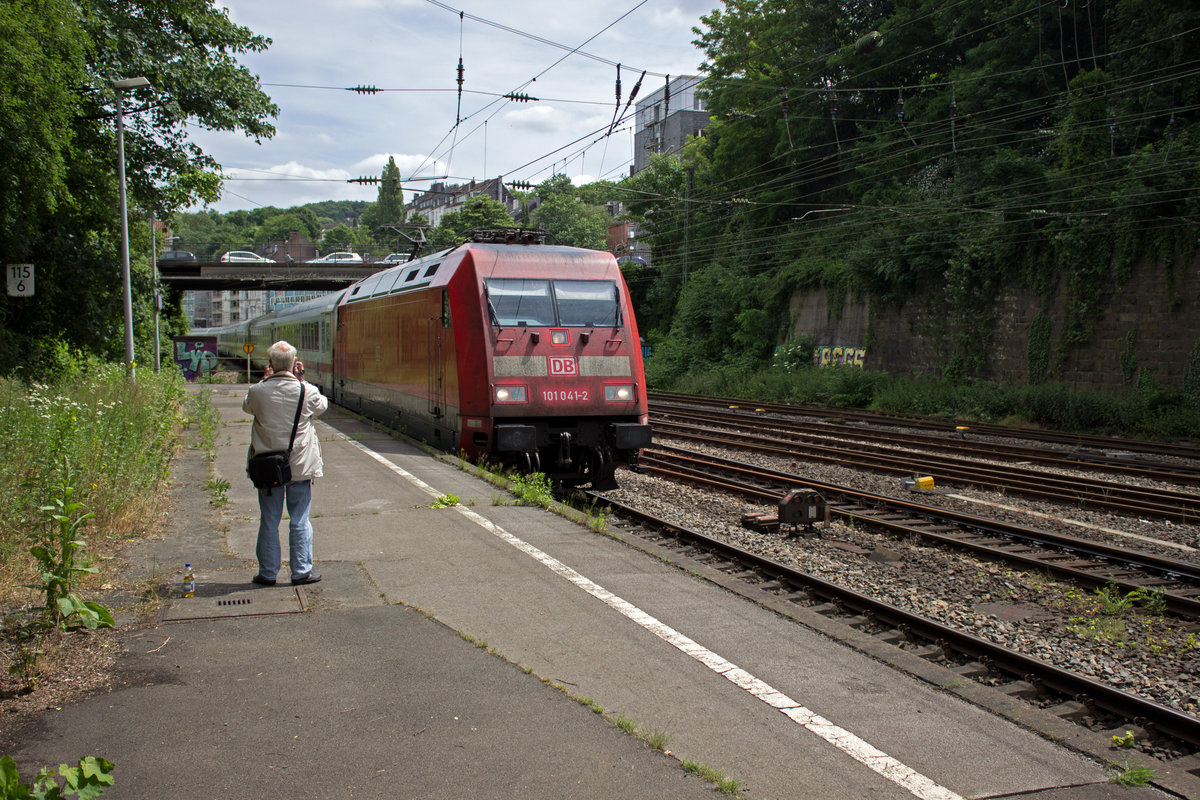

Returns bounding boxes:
[0,0,277,376]
[616,153,693,334]
[258,213,316,246]
[360,156,406,241]
[321,225,370,248]
[509,190,535,226]
[627,0,1200,386]
[528,174,615,249]
[533,194,609,249]
[0,0,87,257]
[428,195,516,249]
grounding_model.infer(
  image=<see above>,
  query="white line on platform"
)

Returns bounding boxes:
[338,433,963,800]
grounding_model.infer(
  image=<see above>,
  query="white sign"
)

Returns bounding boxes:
[7,264,33,297]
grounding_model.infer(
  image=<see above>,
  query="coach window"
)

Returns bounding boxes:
[441,290,451,328]
[553,280,620,327]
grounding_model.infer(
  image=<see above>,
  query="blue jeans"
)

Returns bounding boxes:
[255,480,314,580]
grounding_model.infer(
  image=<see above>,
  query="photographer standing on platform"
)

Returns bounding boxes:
[243,340,329,586]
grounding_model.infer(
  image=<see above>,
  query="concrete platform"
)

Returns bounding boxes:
[5,386,1179,799]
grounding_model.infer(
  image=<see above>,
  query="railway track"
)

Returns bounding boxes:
[650,401,1200,487]
[583,492,1200,794]
[649,390,1200,464]
[649,413,1200,523]
[638,443,1200,618]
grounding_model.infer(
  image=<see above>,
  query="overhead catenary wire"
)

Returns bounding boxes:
[413,0,656,185]
[215,0,1195,243]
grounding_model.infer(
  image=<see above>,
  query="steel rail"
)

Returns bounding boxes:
[638,445,1200,617]
[649,391,1200,461]
[651,418,1200,523]
[588,493,1200,750]
[651,404,1200,486]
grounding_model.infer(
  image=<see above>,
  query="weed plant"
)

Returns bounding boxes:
[681,760,744,797]
[1107,759,1156,787]
[659,360,1200,441]
[0,360,186,602]
[508,472,554,506]
[26,460,114,631]
[0,755,115,798]
[191,388,221,460]
[206,477,232,507]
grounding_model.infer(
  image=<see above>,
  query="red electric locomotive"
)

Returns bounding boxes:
[211,233,651,488]
[330,233,650,489]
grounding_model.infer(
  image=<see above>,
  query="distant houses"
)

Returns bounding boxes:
[407,178,524,227]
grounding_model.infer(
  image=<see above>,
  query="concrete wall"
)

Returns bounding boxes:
[787,255,1200,391]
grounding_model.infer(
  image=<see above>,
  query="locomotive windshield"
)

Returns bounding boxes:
[486,278,621,328]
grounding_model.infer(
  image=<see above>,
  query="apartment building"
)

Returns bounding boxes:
[407,177,522,227]
[633,75,710,174]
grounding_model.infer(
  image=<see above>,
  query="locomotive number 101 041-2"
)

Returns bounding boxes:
[543,389,590,402]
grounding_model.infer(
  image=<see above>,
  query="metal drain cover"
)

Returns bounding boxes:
[163,587,305,621]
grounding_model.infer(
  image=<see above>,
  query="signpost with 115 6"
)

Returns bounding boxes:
[7,264,33,297]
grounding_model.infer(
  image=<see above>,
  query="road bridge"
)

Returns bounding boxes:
[158,261,379,291]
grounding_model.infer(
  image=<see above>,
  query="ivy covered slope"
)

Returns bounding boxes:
[0,0,277,377]
[623,0,1200,387]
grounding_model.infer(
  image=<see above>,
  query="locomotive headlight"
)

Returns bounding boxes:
[604,384,635,402]
[494,385,528,404]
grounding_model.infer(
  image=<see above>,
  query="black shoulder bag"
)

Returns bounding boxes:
[246,383,305,494]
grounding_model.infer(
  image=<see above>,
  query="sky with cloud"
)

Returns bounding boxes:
[190,0,718,212]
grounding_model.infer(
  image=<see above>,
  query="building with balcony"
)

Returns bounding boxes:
[633,75,709,174]
[407,178,522,227]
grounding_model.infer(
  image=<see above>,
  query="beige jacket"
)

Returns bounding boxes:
[243,373,329,480]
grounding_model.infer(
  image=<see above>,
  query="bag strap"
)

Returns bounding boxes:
[286,383,306,454]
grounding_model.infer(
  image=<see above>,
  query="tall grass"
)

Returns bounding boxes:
[0,361,187,596]
[662,363,1200,441]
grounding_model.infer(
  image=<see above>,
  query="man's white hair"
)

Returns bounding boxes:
[267,341,297,373]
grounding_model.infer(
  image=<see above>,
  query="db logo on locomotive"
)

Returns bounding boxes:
[548,356,577,376]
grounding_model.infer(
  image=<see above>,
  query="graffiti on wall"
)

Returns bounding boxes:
[174,336,219,381]
[814,346,866,368]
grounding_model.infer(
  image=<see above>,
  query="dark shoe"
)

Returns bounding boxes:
[291,572,322,586]
[251,574,276,586]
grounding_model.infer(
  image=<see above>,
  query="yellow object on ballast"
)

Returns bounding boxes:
[915,476,935,490]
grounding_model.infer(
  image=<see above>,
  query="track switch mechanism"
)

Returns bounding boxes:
[741,489,826,538]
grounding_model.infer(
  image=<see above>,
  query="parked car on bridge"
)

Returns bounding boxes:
[307,252,364,264]
[380,253,409,264]
[219,251,272,262]
[158,250,196,262]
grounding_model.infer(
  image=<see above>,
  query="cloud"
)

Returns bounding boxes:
[502,105,564,134]
[351,153,449,180]
[227,161,350,182]
[650,8,691,28]
[188,0,712,211]
[207,161,374,211]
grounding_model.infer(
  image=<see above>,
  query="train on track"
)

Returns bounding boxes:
[208,231,651,489]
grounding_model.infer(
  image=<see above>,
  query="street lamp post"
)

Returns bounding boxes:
[151,211,161,373]
[113,76,151,379]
